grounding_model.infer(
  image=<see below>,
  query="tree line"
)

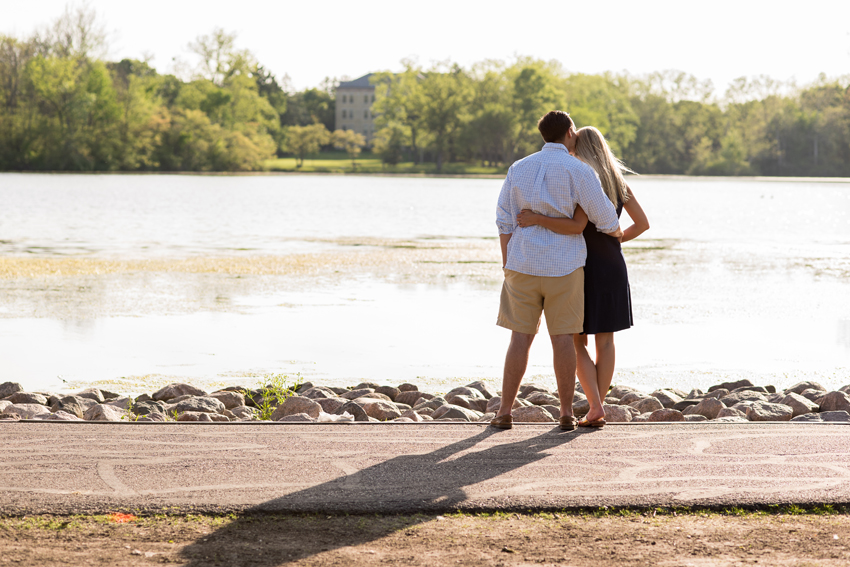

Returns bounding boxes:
[1,7,848,176]
[371,60,850,176]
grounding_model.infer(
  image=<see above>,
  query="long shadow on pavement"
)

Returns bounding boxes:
[180,425,586,566]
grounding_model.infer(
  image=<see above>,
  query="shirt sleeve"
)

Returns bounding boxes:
[495,167,514,234]
[575,167,619,233]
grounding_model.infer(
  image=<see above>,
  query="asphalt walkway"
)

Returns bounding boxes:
[1,422,848,515]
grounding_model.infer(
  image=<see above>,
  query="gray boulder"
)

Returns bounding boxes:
[791,413,823,422]
[512,405,556,423]
[602,404,632,423]
[170,396,226,415]
[485,396,522,414]
[840,385,850,394]
[746,401,793,422]
[684,414,708,422]
[572,397,590,416]
[176,411,213,422]
[133,400,167,418]
[447,386,484,400]
[444,393,477,410]
[375,386,400,401]
[3,403,51,419]
[730,385,769,394]
[432,404,480,422]
[525,391,561,407]
[821,411,850,422]
[631,413,651,423]
[631,397,664,414]
[609,385,641,399]
[0,413,21,420]
[397,383,419,392]
[0,400,11,412]
[7,392,48,406]
[818,391,850,413]
[315,397,346,414]
[270,396,322,420]
[75,388,105,403]
[717,407,748,419]
[399,409,425,422]
[673,400,700,412]
[352,382,380,391]
[721,391,767,407]
[651,390,683,409]
[708,379,753,392]
[230,405,260,421]
[785,381,826,395]
[519,383,550,398]
[465,380,495,399]
[209,391,246,409]
[44,410,83,421]
[396,390,426,406]
[341,388,375,400]
[278,413,316,422]
[647,408,685,422]
[353,398,402,421]
[415,396,448,411]
[800,388,827,402]
[780,393,819,417]
[83,404,127,421]
[0,382,24,399]
[152,383,207,402]
[688,397,725,420]
[713,416,750,423]
[299,386,338,400]
[685,388,704,399]
[620,392,652,406]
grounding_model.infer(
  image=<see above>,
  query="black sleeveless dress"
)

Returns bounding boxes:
[582,200,633,334]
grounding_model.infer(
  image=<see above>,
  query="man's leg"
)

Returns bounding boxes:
[551,333,577,417]
[496,331,535,417]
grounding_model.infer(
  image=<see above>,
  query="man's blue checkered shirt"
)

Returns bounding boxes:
[496,143,620,277]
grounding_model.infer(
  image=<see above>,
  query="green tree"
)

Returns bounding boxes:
[284,123,330,166]
[419,62,472,172]
[332,128,366,167]
[372,122,407,166]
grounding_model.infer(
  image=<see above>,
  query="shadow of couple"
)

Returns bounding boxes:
[179,425,588,565]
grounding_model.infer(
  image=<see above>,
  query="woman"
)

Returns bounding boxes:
[516,126,649,427]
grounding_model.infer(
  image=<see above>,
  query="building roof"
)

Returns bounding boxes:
[338,73,375,89]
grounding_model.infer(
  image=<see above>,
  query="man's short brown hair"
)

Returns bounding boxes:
[537,111,574,143]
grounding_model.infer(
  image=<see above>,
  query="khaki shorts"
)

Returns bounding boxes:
[496,268,584,335]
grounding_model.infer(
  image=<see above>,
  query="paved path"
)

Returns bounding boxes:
[1,422,849,515]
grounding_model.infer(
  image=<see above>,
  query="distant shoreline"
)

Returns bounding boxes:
[2,170,850,183]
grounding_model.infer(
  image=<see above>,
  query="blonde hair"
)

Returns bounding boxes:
[574,126,632,206]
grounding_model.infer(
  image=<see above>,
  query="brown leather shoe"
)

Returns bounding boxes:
[490,414,513,429]
[559,415,577,431]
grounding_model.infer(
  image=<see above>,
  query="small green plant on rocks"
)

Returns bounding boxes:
[247,372,302,421]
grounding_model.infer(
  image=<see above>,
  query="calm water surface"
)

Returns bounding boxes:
[1,173,848,394]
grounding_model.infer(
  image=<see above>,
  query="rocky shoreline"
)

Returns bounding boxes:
[1,378,850,424]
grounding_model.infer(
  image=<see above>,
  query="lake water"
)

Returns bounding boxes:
[1,173,849,395]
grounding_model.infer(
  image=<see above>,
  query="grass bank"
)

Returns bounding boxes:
[265,151,507,175]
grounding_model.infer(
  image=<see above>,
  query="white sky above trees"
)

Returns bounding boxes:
[5,0,849,96]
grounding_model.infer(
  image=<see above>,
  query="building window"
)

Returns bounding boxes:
[342,110,346,118]
[364,110,368,119]
[341,94,346,103]
[371,94,375,102]
[364,95,368,103]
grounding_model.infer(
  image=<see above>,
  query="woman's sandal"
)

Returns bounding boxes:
[577,418,606,428]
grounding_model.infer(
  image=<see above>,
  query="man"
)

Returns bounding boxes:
[492,111,622,430]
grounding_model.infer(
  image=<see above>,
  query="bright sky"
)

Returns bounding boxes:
[5,0,850,94]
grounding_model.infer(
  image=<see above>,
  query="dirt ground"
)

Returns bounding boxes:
[1,511,849,566]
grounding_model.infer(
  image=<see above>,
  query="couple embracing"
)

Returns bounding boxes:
[491,111,649,430]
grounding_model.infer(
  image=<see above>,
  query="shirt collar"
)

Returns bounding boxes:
[542,142,570,153]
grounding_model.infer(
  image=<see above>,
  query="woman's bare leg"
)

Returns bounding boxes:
[594,333,616,400]
[574,334,605,421]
